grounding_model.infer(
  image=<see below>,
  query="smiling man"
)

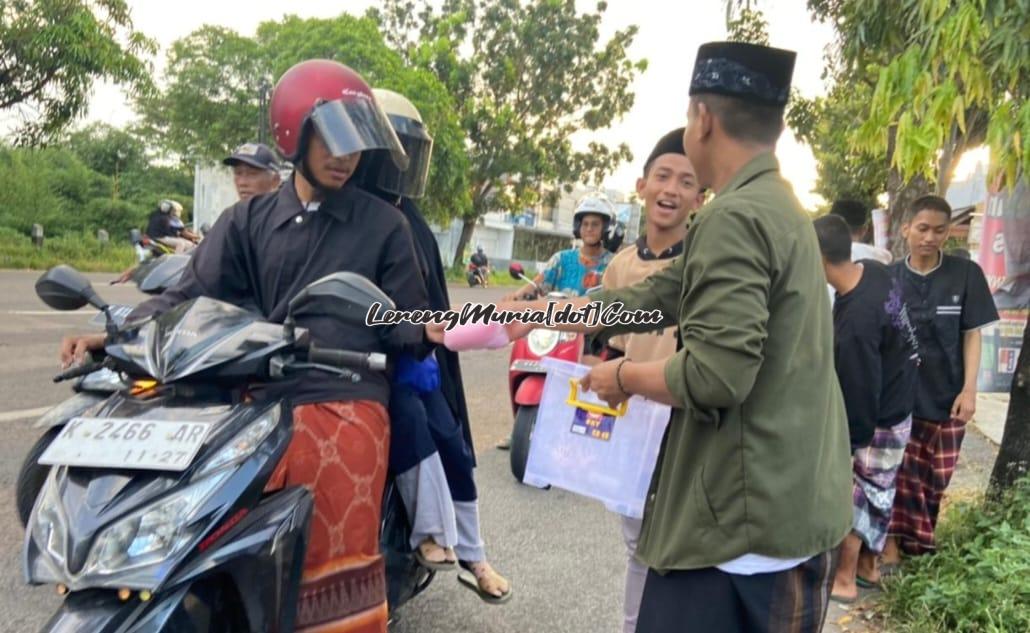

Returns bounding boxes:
[597,126,705,633]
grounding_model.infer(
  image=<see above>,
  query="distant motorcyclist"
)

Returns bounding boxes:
[145,199,196,253]
[223,142,282,201]
[468,245,490,286]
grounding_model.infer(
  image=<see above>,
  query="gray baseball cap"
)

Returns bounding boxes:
[223,142,279,171]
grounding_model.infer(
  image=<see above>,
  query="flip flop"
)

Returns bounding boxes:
[856,575,882,589]
[830,593,858,605]
[457,561,513,605]
[413,541,457,572]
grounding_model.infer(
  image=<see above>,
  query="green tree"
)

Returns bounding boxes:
[0,0,154,144]
[807,0,1027,249]
[726,1,770,46]
[371,0,646,264]
[134,25,265,163]
[788,79,888,209]
[134,14,469,224]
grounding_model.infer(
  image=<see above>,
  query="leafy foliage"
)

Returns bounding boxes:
[371,0,646,262]
[878,477,1030,632]
[810,0,1029,188]
[134,14,469,224]
[0,0,155,144]
[788,79,887,207]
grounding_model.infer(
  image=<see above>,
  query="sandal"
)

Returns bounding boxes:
[413,538,457,572]
[457,560,513,605]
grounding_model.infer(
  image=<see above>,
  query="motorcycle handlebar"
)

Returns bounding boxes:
[53,361,103,383]
[307,344,387,372]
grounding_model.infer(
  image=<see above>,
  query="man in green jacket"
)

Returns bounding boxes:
[436,41,852,632]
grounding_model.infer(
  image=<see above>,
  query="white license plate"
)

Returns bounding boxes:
[39,417,213,472]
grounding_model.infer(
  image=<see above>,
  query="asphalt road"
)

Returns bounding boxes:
[0,271,625,632]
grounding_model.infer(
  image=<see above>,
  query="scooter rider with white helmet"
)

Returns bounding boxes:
[504,192,617,302]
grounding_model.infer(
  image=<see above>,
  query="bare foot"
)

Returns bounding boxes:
[831,577,859,603]
[881,537,902,566]
[857,550,880,584]
[462,560,511,599]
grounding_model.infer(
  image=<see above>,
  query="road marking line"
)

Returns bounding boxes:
[3,310,92,316]
[0,406,52,422]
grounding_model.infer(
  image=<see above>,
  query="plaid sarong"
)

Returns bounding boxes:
[265,400,390,633]
[888,417,966,555]
[852,416,912,553]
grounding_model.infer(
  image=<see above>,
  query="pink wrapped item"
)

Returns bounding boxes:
[443,320,510,351]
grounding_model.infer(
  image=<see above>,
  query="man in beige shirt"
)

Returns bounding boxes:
[599,127,705,633]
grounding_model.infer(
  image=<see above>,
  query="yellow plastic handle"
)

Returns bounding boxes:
[566,378,628,417]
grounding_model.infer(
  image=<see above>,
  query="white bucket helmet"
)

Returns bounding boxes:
[572,193,615,239]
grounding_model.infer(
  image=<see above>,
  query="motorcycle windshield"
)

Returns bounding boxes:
[134,254,190,294]
[113,297,287,382]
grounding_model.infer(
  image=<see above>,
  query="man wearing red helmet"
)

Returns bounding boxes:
[59,60,430,633]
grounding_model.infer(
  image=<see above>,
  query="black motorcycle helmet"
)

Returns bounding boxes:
[355,88,433,199]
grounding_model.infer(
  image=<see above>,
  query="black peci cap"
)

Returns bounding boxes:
[689,41,797,107]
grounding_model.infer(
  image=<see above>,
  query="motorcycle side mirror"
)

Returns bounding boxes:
[509,263,524,280]
[35,265,109,312]
[288,272,396,327]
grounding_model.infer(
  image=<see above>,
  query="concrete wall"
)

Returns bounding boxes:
[192,163,237,231]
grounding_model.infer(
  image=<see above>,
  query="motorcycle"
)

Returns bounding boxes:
[505,263,584,483]
[23,265,431,631]
[466,263,489,288]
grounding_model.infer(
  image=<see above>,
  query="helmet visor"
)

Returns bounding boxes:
[378,116,433,198]
[309,99,409,171]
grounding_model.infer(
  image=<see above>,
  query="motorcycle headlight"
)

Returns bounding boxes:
[527,329,560,357]
[85,471,228,576]
[195,404,280,477]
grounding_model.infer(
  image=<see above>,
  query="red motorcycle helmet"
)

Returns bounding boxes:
[269,59,408,171]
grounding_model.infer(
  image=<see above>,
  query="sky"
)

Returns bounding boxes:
[80,0,840,208]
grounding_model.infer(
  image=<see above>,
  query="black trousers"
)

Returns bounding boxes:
[636,550,837,633]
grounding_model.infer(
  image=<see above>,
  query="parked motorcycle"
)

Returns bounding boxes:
[23,265,430,631]
[505,263,584,483]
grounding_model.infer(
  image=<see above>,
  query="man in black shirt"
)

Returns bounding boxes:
[884,195,999,563]
[815,215,919,601]
[60,60,428,632]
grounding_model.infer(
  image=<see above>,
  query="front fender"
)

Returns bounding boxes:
[514,375,546,407]
[33,392,106,430]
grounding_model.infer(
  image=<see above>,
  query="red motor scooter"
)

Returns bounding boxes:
[506,263,585,483]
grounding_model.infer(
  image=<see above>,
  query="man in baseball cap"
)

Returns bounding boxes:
[223,142,281,201]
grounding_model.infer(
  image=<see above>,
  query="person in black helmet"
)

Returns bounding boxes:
[356,87,512,605]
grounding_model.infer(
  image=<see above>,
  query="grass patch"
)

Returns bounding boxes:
[877,476,1030,632]
[0,228,136,272]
